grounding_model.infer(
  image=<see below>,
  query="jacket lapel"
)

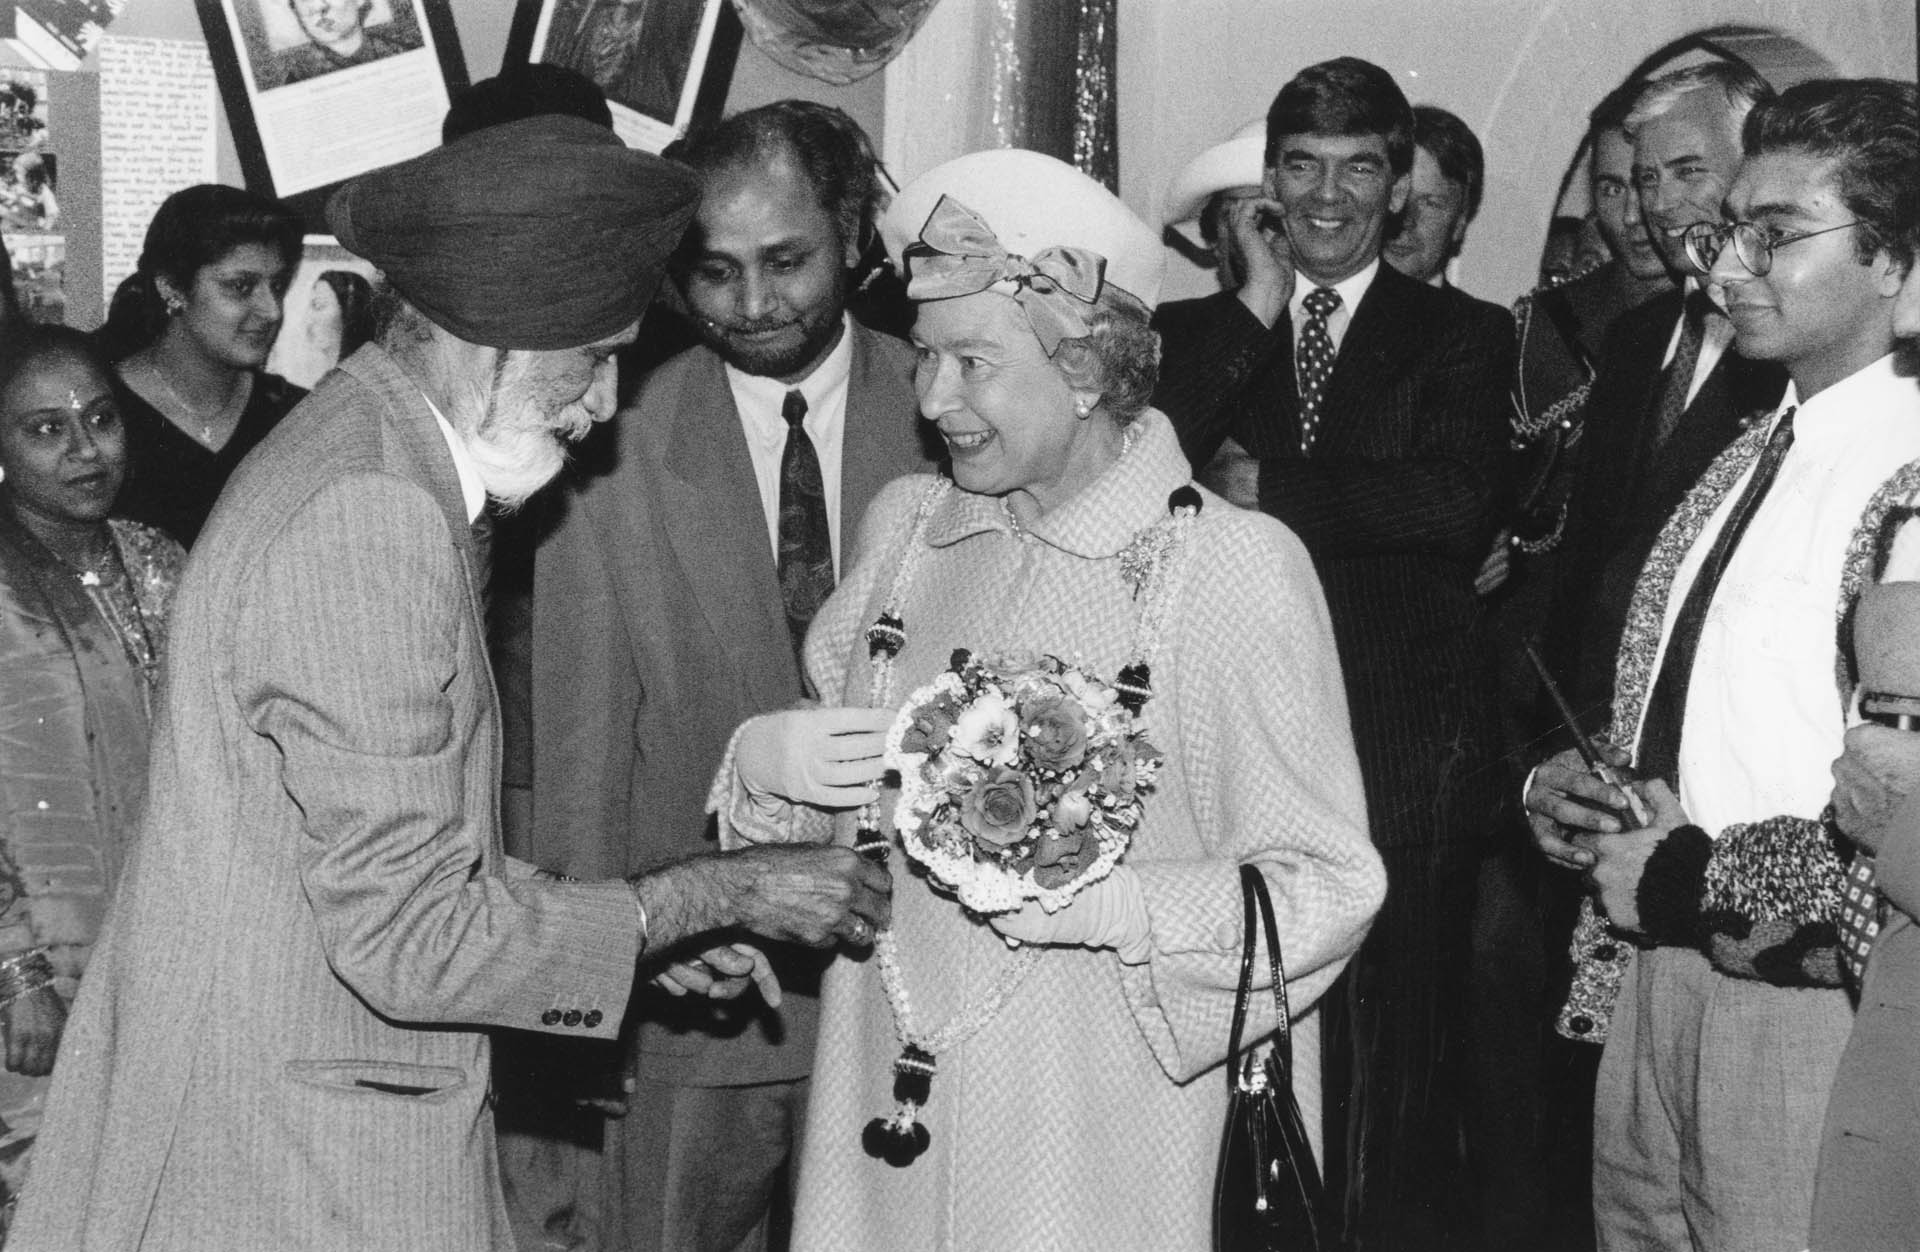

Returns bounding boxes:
[657,351,794,681]
[1315,266,1416,453]
[839,324,922,545]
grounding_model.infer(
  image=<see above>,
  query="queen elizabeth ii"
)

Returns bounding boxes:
[726,149,1384,1249]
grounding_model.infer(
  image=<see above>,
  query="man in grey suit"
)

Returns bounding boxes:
[511,102,932,1252]
[9,115,891,1252]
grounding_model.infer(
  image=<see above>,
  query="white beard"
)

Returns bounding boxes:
[456,351,593,512]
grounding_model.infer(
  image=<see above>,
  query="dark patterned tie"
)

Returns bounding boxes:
[1838,850,1882,989]
[777,389,834,652]
[1297,286,1341,456]
[1651,289,1712,449]
[1637,407,1796,784]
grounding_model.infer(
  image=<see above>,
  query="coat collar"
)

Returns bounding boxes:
[925,409,1193,558]
[337,344,478,558]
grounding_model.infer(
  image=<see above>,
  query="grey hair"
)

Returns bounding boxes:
[1050,285,1161,426]
[1625,61,1773,142]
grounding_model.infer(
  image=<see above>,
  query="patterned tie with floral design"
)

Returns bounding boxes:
[777,388,834,653]
[1297,285,1341,455]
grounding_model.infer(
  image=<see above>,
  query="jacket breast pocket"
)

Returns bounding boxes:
[284,1059,469,1102]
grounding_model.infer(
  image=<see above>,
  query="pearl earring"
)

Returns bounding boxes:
[1074,400,1094,420]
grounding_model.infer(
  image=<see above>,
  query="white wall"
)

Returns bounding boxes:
[1117,0,1917,306]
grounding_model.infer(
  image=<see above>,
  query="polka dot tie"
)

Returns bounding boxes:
[1297,286,1341,455]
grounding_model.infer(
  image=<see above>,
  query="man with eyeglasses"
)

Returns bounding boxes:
[1525,78,1920,1252]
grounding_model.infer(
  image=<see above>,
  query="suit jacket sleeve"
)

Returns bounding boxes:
[239,472,642,1035]
[524,479,648,880]
[1255,302,1515,565]
[1152,291,1281,470]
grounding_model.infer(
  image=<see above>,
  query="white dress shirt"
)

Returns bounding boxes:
[1288,258,1379,359]
[1638,354,1920,835]
[726,314,854,575]
[428,398,487,524]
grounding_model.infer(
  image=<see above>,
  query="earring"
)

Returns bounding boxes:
[1074,399,1095,420]
[163,294,185,316]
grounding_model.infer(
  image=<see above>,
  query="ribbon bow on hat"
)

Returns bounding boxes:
[904,195,1107,354]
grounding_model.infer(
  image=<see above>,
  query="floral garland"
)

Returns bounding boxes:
[854,464,1202,1166]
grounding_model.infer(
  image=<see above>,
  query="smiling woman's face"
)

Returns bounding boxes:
[0,348,125,528]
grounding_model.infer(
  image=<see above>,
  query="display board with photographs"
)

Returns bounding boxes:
[195,0,466,227]
[5,0,130,70]
[506,0,739,153]
[0,67,63,323]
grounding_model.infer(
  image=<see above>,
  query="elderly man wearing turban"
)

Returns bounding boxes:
[9,116,892,1252]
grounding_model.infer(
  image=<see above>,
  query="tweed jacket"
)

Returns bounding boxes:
[11,344,647,1252]
[1812,780,1920,1249]
[780,412,1384,1249]
[1543,288,1786,731]
[1154,267,1513,850]
[520,324,931,1086]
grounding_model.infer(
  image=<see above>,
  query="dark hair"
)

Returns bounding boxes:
[1741,77,1920,271]
[0,324,109,409]
[666,99,887,258]
[315,269,376,357]
[1265,57,1414,176]
[95,184,303,361]
[441,63,612,143]
[1588,78,1645,148]
[1411,104,1484,220]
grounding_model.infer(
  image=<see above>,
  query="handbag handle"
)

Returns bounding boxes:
[1225,863,1291,1097]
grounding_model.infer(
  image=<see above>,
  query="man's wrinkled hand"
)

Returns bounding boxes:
[1526,746,1633,869]
[724,844,891,949]
[653,942,783,1007]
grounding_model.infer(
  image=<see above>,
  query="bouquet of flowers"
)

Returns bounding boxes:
[884,650,1163,915]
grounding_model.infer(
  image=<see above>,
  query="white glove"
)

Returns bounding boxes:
[988,868,1152,964]
[736,707,893,809]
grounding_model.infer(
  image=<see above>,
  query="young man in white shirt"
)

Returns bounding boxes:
[1526,77,1920,1252]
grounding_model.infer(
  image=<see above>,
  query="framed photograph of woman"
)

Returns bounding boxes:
[195,0,467,226]
[506,0,740,152]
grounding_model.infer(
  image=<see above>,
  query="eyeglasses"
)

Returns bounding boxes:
[1681,219,1865,277]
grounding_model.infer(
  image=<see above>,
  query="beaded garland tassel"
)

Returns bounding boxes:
[853,472,1200,1166]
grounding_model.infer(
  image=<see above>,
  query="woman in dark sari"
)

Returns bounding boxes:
[0,327,184,1237]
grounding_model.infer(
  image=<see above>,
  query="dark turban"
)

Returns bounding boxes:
[442,64,613,144]
[327,114,698,351]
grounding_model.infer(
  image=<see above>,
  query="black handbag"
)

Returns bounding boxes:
[1213,863,1338,1252]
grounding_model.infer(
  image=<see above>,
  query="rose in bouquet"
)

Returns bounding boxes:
[884,650,1162,914]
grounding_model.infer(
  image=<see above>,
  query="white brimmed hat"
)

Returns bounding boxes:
[882,148,1165,311]
[1161,117,1267,227]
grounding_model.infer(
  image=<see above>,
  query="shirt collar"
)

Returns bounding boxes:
[424,393,487,524]
[1289,257,1380,323]
[924,410,1195,558]
[1777,352,1905,437]
[723,313,855,416]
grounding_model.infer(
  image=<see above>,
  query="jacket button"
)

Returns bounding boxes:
[583,1010,603,1028]
[1569,1014,1594,1035]
[541,1009,562,1026]
[562,1009,582,1027]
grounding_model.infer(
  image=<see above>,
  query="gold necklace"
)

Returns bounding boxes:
[146,357,245,447]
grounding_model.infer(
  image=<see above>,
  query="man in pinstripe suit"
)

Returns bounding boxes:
[1154,56,1513,1250]
[9,115,891,1252]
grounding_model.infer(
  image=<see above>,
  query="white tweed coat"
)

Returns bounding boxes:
[11,346,647,1252]
[788,411,1384,1250]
